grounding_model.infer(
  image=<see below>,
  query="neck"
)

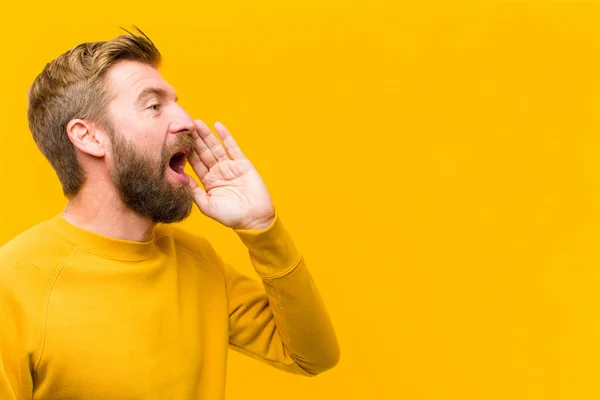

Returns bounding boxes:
[62,185,155,242]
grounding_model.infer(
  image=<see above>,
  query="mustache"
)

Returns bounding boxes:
[171,133,195,154]
[162,133,196,162]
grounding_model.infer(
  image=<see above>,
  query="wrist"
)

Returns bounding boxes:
[236,212,276,231]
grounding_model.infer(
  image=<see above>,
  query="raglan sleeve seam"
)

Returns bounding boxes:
[33,247,80,379]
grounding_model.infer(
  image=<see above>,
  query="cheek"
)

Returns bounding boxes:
[125,124,165,155]
[111,109,169,153]
[140,118,169,144]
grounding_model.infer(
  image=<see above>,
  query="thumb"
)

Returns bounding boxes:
[185,176,208,210]
[190,186,211,215]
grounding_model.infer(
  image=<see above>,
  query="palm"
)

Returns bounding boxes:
[186,121,275,230]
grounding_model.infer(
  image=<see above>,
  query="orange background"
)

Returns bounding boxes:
[2,1,600,399]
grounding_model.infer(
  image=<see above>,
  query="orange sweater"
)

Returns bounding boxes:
[0,211,339,399]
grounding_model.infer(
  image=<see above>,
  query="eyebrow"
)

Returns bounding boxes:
[136,87,179,104]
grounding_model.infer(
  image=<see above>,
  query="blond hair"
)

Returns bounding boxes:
[27,28,161,197]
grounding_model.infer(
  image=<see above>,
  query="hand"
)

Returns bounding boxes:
[186,120,275,230]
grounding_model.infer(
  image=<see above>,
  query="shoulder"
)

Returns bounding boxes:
[0,220,75,290]
[0,220,71,346]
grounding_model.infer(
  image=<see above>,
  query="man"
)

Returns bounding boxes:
[0,29,339,399]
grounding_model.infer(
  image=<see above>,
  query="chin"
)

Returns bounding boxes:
[149,197,194,224]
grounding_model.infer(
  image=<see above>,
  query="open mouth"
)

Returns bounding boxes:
[168,146,190,175]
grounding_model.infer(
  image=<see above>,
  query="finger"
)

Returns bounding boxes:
[195,120,230,162]
[214,122,248,160]
[187,147,209,181]
[192,123,218,169]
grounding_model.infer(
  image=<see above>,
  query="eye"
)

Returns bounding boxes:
[148,103,161,111]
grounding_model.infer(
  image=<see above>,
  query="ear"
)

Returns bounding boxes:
[66,119,107,158]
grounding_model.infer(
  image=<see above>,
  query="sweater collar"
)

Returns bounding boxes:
[45,213,158,261]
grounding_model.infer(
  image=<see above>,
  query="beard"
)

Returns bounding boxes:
[108,127,195,224]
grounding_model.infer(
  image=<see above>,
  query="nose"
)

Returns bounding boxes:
[168,104,195,136]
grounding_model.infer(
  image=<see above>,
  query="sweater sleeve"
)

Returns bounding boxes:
[0,268,35,400]
[223,211,340,376]
[0,315,30,400]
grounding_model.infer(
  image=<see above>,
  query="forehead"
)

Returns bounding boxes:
[104,60,175,100]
